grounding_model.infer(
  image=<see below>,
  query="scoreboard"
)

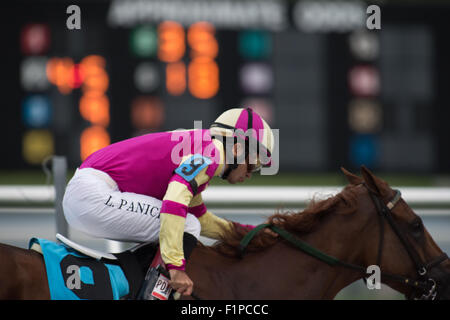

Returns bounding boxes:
[3,1,450,174]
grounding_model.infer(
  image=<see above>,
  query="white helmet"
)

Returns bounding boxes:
[210,107,274,173]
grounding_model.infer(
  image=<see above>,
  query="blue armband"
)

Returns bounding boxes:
[174,154,212,194]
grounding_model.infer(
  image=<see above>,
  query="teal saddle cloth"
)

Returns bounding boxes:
[29,238,129,300]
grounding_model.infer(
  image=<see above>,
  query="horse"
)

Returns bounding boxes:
[184,166,450,300]
[0,166,449,300]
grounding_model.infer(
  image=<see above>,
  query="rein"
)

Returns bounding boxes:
[240,224,436,291]
[239,188,448,299]
[241,224,382,279]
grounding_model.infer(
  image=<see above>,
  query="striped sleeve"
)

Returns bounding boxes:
[159,177,193,270]
[188,192,233,239]
[198,211,234,240]
[188,194,255,240]
[188,193,207,218]
[159,155,215,270]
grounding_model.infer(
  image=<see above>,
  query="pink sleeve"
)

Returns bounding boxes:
[237,223,256,230]
[189,203,207,218]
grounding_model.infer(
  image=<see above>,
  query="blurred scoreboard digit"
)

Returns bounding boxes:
[20,23,54,166]
[109,20,222,142]
[3,1,450,174]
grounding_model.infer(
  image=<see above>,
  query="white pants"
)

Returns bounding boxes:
[62,168,201,243]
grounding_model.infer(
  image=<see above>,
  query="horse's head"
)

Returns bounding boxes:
[341,166,450,300]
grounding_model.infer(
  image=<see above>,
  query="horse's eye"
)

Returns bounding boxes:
[410,219,424,237]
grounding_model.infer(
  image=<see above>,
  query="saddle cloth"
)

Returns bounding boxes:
[29,238,129,300]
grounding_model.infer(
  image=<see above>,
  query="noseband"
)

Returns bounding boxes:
[365,184,448,300]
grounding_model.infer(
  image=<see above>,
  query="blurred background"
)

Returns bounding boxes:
[1,0,450,299]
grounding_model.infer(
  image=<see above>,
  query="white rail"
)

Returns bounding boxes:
[0,185,54,203]
[1,207,448,217]
[1,185,450,205]
[205,186,450,205]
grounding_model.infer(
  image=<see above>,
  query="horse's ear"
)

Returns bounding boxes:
[360,165,382,195]
[340,167,363,185]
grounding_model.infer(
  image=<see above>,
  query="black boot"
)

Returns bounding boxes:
[183,232,198,260]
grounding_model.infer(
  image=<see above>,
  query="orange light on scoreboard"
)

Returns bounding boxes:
[187,22,219,99]
[187,22,218,59]
[81,55,106,68]
[46,57,75,94]
[166,62,186,96]
[46,54,111,161]
[79,93,110,126]
[67,63,84,89]
[158,21,185,63]
[47,58,86,93]
[80,56,109,93]
[79,55,110,160]
[80,126,110,161]
[131,96,164,130]
[158,21,219,99]
[188,57,219,99]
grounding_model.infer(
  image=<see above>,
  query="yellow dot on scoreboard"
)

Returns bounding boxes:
[22,130,54,165]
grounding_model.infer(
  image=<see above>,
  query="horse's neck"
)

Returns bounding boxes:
[190,229,364,299]
[289,217,367,298]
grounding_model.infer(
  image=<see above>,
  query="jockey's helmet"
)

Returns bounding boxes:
[210,107,274,176]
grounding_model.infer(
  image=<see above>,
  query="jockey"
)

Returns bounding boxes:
[62,107,275,298]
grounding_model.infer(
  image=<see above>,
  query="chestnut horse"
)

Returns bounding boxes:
[185,166,450,300]
[0,166,449,299]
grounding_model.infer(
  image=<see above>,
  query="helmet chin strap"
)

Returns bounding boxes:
[211,135,237,180]
[221,143,251,180]
[212,108,254,180]
[221,162,238,180]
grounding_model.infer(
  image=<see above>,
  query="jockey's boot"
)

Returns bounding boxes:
[137,232,197,300]
[182,232,198,261]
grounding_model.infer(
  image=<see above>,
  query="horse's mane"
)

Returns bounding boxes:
[206,184,360,257]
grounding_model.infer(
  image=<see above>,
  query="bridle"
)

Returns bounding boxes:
[239,184,449,300]
[364,184,448,300]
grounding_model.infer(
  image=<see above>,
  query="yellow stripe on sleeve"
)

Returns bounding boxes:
[163,180,193,206]
[159,213,186,268]
[198,211,234,240]
[189,193,203,208]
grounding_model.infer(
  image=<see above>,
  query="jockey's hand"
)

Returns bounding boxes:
[263,219,279,238]
[262,219,278,238]
[168,269,193,296]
